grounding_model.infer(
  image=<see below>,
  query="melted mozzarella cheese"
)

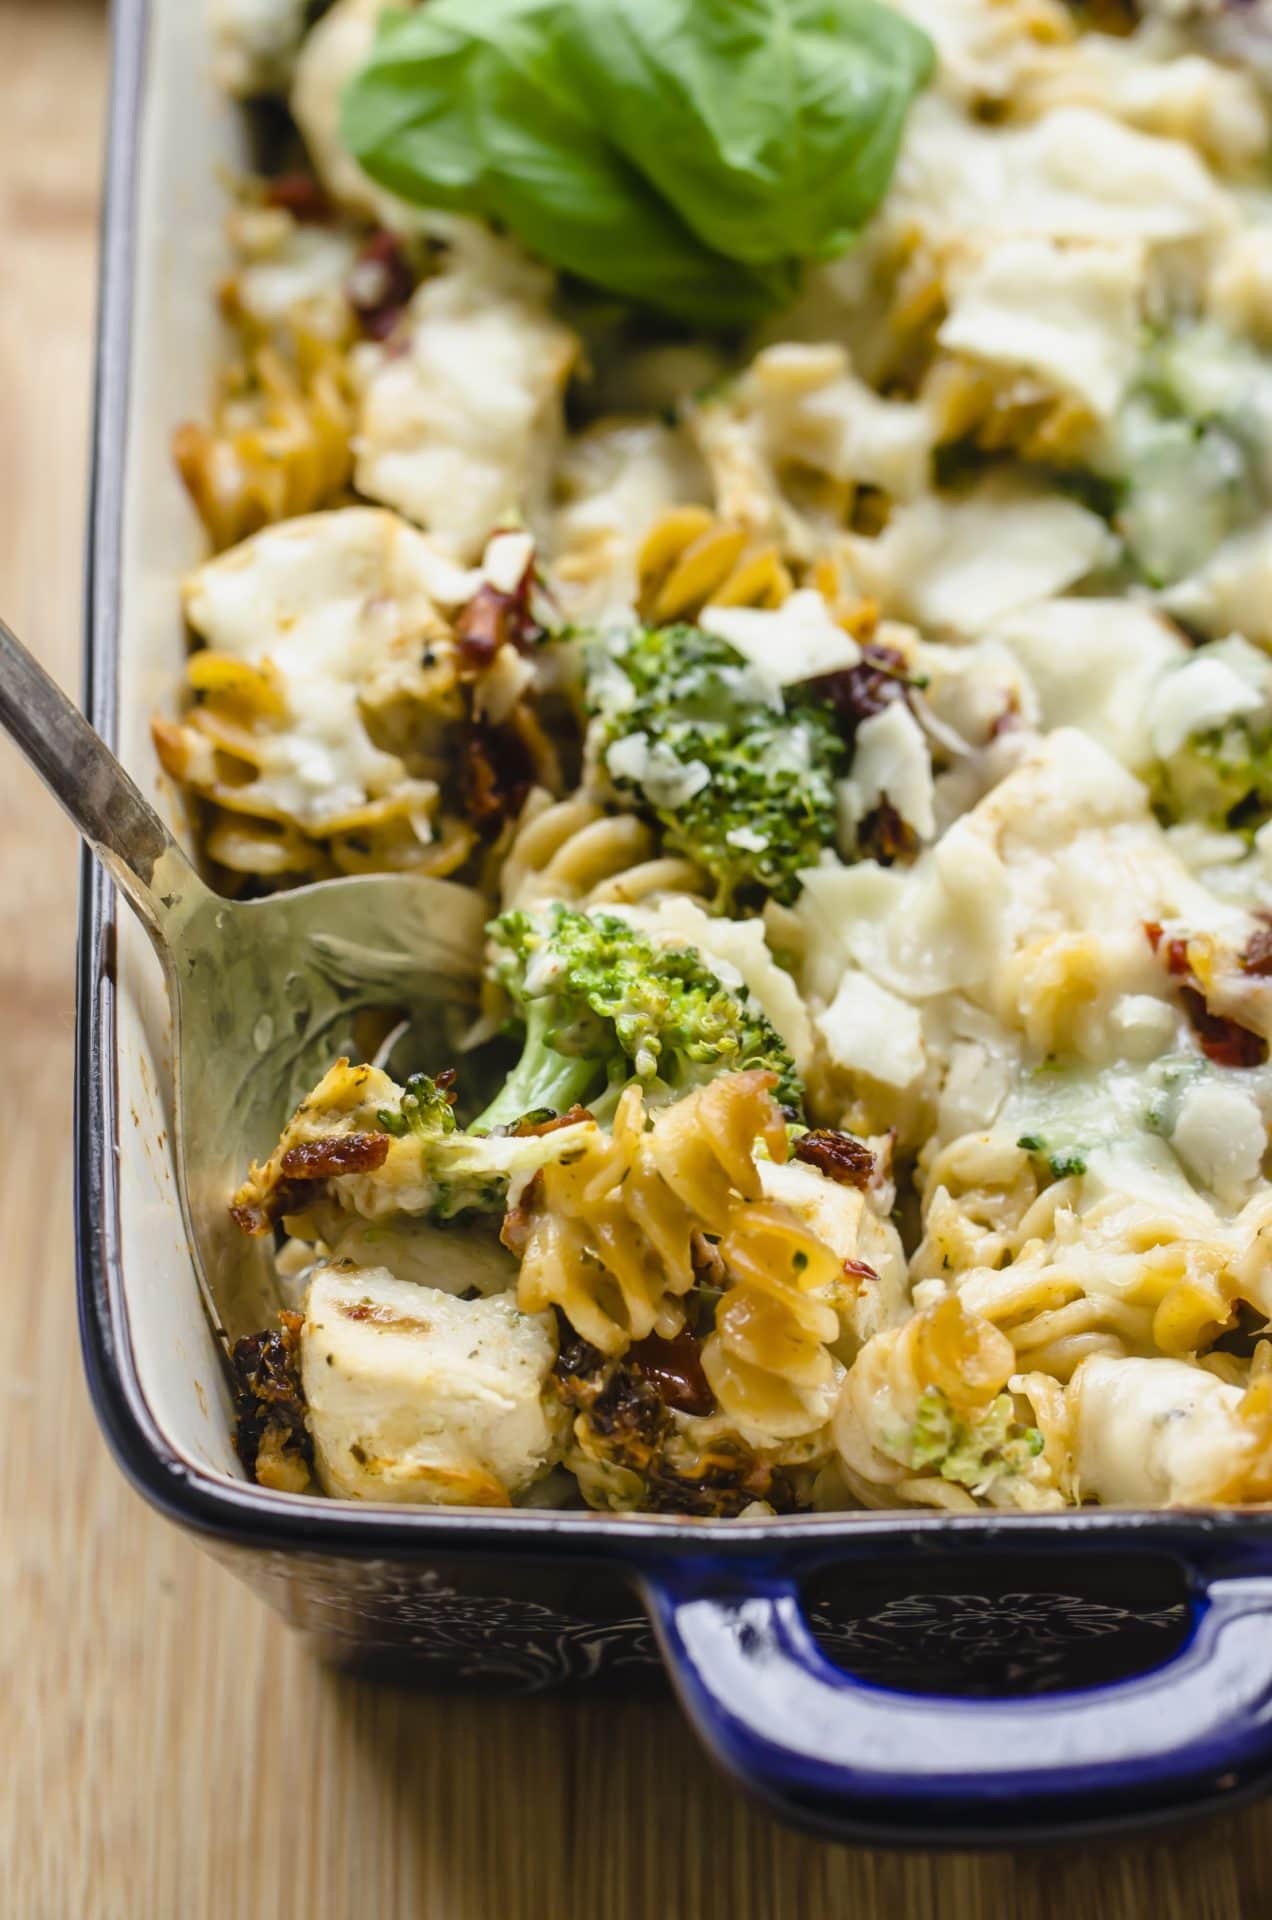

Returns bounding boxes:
[799,730,1251,1083]
[352,234,578,562]
[1171,1078,1267,1206]
[1071,1354,1243,1505]
[846,474,1115,634]
[743,344,932,501]
[839,701,936,843]
[991,598,1187,768]
[1164,518,1272,646]
[939,237,1142,419]
[1147,643,1267,760]
[701,591,862,688]
[227,213,359,330]
[1016,35,1269,175]
[551,419,707,622]
[182,508,456,828]
[817,970,926,1090]
[895,98,1233,250]
[689,342,932,557]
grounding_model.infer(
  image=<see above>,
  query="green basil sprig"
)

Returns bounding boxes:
[341,0,933,327]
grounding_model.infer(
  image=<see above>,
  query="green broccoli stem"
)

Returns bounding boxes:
[470,997,608,1132]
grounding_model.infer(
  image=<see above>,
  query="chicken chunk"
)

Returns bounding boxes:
[300,1265,565,1504]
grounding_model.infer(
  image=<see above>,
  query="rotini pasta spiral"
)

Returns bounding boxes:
[499,790,705,911]
[920,352,1098,467]
[152,678,471,886]
[1011,1368,1077,1501]
[911,1134,1042,1282]
[152,507,485,886]
[703,1201,844,1440]
[516,1069,857,1445]
[915,1128,1271,1382]
[515,1070,788,1356]
[833,1296,1064,1512]
[959,1262,1145,1380]
[862,220,1096,466]
[686,339,935,562]
[174,328,355,552]
[955,1199,1242,1379]
[635,507,793,624]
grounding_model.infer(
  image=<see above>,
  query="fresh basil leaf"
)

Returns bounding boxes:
[342,0,791,326]
[563,0,934,268]
[342,0,931,325]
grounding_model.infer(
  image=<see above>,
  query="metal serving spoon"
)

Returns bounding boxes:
[0,616,488,1349]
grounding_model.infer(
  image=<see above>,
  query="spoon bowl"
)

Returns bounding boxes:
[1,616,486,1347]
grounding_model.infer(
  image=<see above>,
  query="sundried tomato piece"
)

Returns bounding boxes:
[455,562,541,669]
[1243,924,1272,977]
[455,584,512,668]
[263,172,332,223]
[843,1256,880,1284]
[856,796,918,866]
[278,1132,391,1180]
[807,644,911,739]
[793,1129,876,1188]
[347,230,415,339]
[628,1329,716,1418]
[459,721,537,835]
[1180,987,1267,1069]
[230,1311,312,1486]
[1164,938,1191,978]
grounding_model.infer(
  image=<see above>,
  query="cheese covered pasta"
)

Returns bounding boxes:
[181,0,1272,1514]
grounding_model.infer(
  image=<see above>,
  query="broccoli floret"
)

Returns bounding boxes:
[475,902,803,1129]
[377,1071,458,1139]
[1016,1135,1087,1180]
[1104,326,1270,587]
[375,1071,595,1220]
[585,623,845,907]
[1113,400,1250,588]
[908,1386,1044,1494]
[1151,716,1272,834]
[422,1129,586,1220]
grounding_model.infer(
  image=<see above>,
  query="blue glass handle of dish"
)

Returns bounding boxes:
[644,1567,1272,1840]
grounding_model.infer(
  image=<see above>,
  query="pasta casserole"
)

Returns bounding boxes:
[168,0,1272,1515]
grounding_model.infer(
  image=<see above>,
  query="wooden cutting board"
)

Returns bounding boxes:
[0,3,1267,1914]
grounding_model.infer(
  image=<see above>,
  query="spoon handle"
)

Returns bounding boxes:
[0,614,205,941]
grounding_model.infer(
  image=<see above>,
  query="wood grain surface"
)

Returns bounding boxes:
[1,5,1270,1915]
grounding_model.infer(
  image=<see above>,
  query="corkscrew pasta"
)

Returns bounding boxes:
[703,1201,844,1442]
[517,1072,789,1355]
[635,508,794,625]
[173,328,355,553]
[499,792,706,913]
